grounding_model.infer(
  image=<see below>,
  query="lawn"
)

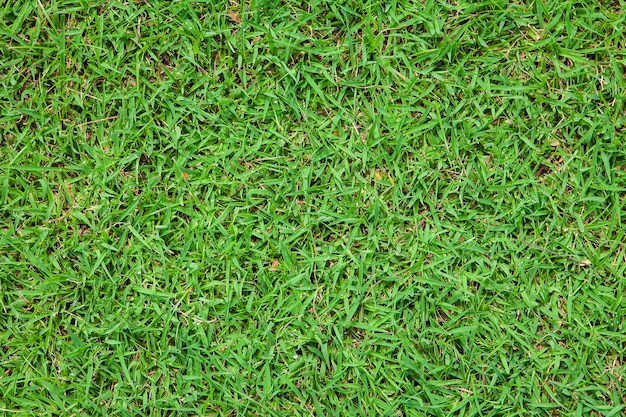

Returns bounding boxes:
[1,0,626,416]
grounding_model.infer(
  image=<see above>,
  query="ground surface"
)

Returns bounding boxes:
[1,1,626,416]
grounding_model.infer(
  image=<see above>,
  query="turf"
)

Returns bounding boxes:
[1,0,626,416]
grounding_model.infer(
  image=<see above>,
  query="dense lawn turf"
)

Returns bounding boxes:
[1,1,626,415]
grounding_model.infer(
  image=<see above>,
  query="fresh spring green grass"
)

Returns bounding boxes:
[1,0,626,416]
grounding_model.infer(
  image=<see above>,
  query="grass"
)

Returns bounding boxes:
[1,0,626,415]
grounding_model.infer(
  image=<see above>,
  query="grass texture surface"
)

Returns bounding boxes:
[1,0,626,416]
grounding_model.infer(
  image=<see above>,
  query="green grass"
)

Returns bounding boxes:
[1,0,626,415]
